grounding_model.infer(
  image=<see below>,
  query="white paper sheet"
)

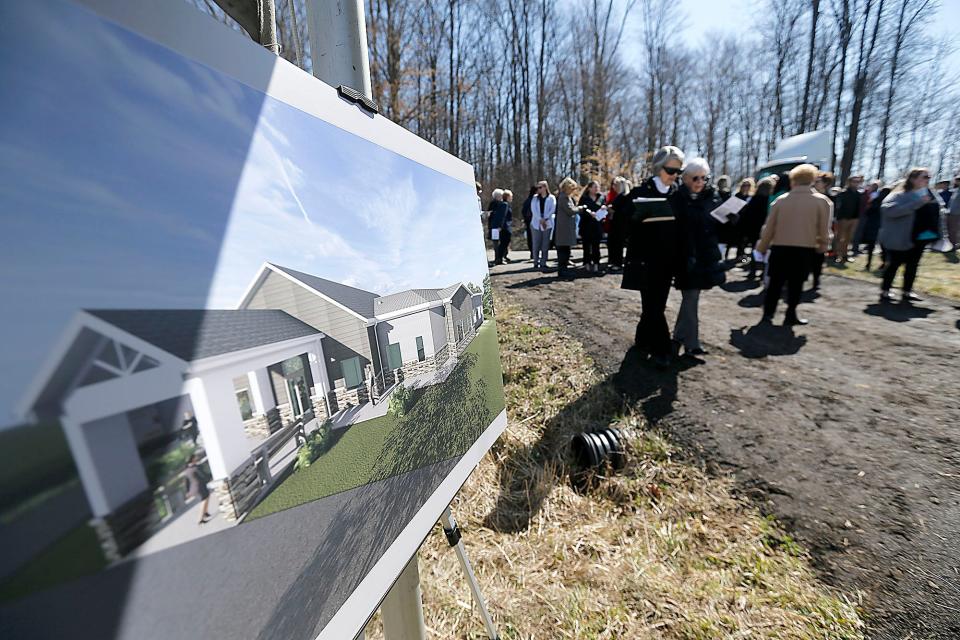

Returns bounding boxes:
[710,196,747,223]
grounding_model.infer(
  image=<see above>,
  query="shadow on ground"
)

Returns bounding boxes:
[485,347,696,534]
[729,323,807,358]
[863,302,935,323]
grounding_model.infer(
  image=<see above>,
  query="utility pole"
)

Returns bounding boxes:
[305,0,372,99]
[303,7,418,638]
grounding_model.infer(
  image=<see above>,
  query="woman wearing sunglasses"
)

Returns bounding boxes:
[622,145,685,369]
[878,167,941,303]
[671,158,730,358]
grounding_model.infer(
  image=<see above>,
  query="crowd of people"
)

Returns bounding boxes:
[482,149,960,369]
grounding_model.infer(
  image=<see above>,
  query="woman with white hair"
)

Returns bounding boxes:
[672,158,728,357]
[756,164,832,325]
[622,145,685,369]
[488,188,512,265]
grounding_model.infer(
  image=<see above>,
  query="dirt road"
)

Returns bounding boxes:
[490,252,960,639]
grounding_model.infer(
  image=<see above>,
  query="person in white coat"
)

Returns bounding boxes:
[530,180,557,270]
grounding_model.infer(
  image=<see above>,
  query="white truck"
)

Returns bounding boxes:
[755,130,833,181]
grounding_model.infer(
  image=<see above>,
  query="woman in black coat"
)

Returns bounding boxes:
[738,177,775,279]
[606,177,632,272]
[622,145,686,369]
[577,180,607,273]
[672,159,728,357]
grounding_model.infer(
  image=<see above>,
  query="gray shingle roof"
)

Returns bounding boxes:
[86,309,320,362]
[270,264,379,318]
[374,283,464,315]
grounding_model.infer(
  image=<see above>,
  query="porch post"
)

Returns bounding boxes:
[247,368,276,416]
[186,373,250,481]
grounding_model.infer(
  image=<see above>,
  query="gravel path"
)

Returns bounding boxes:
[491,251,960,639]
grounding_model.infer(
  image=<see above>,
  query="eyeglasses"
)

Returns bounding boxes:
[690,175,707,182]
[662,166,683,176]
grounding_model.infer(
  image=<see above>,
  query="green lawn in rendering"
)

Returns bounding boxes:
[248,320,505,520]
[0,523,106,604]
[826,250,960,300]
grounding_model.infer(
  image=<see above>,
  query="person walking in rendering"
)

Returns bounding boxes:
[556,177,585,279]
[530,181,556,271]
[622,145,685,369]
[809,171,835,289]
[672,158,728,358]
[879,168,939,303]
[756,164,832,326]
[183,454,212,524]
[577,179,606,274]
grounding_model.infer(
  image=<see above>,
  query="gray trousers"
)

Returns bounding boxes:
[673,288,701,351]
[531,227,551,267]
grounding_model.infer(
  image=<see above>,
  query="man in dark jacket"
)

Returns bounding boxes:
[521,186,536,260]
[833,175,862,262]
[622,145,685,369]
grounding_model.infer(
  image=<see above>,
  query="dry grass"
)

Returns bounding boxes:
[826,250,960,300]
[364,297,864,639]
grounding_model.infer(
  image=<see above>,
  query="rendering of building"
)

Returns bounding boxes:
[14,265,484,562]
[239,263,483,413]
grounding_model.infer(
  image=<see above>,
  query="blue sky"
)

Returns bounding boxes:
[0,0,487,426]
[623,0,960,72]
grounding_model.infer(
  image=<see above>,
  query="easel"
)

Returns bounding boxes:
[298,3,499,638]
[371,507,499,640]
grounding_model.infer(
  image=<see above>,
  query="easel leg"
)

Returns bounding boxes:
[380,555,427,640]
[441,507,500,640]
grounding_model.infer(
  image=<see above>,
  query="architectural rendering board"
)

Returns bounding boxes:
[0,1,506,638]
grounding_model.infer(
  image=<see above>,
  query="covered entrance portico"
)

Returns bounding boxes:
[18,309,332,561]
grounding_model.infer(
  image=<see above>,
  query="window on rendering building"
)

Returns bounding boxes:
[387,343,402,370]
[416,336,425,362]
[341,356,363,389]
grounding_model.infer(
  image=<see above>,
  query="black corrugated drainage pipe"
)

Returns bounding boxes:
[570,428,626,490]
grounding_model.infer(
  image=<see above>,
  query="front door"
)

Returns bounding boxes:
[281,355,311,418]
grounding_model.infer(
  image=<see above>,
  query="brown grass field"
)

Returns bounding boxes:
[364,297,864,639]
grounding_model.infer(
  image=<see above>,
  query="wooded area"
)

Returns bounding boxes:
[196,0,960,188]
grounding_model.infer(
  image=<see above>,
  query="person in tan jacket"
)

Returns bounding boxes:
[756,164,832,325]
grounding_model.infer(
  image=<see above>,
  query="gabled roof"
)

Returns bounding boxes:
[374,283,464,316]
[86,309,320,362]
[269,264,379,318]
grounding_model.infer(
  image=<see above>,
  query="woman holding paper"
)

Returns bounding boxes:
[622,145,685,369]
[672,158,730,357]
[756,164,832,325]
[739,177,776,280]
[556,177,587,279]
[529,181,556,271]
[577,180,607,274]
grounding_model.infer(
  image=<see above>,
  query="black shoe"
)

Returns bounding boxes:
[503,257,513,264]
[687,347,708,356]
[879,290,896,303]
[784,315,809,326]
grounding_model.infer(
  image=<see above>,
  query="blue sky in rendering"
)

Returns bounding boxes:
[0,0,487,425]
